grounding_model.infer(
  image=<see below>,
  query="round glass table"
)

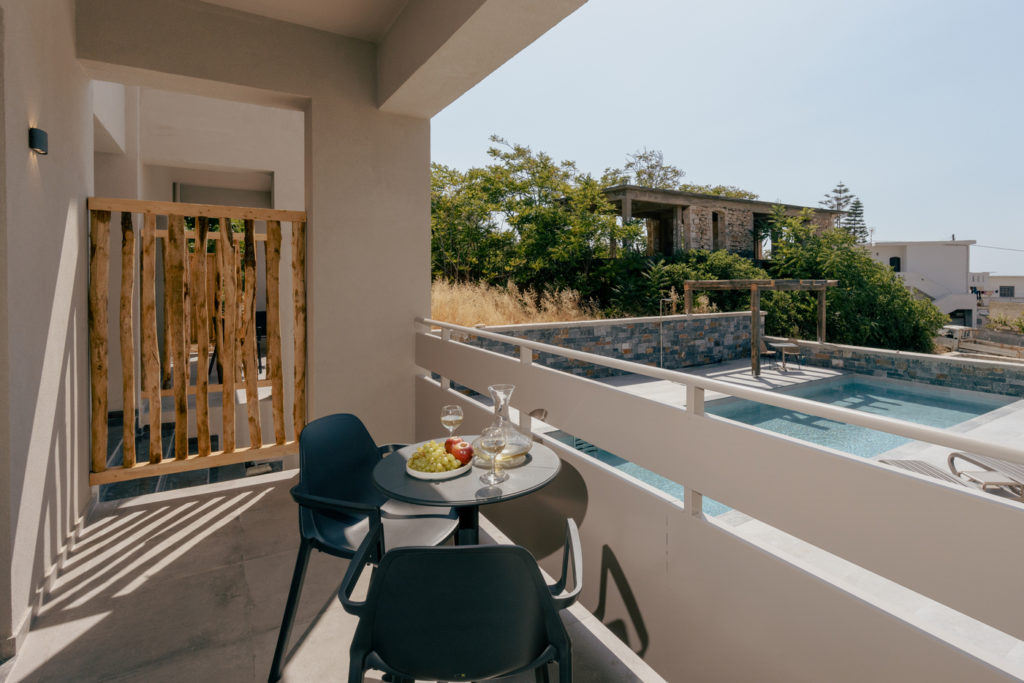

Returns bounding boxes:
[373,437,561,545]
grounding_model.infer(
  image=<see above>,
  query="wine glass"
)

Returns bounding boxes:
[478,425,508,485]
[441,405,463,438]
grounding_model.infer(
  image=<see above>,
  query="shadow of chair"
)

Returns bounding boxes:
[268,413,458,681]
[340,518,582,683]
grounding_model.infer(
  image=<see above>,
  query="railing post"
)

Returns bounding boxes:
[519,344,533,433]
[440,328,451,391]
[687,384,704,416]
[687,488,704,518]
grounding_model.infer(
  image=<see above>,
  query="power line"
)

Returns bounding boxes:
[973,244,1024,253]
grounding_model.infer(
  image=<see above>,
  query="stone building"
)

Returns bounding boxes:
[603,184,838,258]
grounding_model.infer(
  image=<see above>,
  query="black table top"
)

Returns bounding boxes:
[373,437,561,508]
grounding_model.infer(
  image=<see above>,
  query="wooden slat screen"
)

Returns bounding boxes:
[87,197,307,485]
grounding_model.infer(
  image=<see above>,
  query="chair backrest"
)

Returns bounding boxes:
[298,413,386,509]
[353,544,568,681]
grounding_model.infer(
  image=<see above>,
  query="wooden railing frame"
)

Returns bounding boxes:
[87,197,307,485]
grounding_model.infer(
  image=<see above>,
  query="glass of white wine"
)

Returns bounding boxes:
[441,405,463,438]
[478,425,508,485]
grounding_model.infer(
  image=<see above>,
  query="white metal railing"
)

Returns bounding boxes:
[419,317,1024,465]
[414,317,1024,682]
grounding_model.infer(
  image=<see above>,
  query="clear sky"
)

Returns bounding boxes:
[431,0,1024,274]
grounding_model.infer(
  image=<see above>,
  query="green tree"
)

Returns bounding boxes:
[432,137,642,296]
[678,183,759,200]
[842,197,869,243]
[820,180,857,232]
[601,147,684,189]
[765,206,947,351]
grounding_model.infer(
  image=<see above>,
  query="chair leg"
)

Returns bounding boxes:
[558,647,572,683]
[269,539,313,682]
[535,663,550,682]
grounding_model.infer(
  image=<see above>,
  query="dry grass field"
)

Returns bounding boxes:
[430,280,600,327]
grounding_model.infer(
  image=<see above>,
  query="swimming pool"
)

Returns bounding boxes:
[705,375,1014,458]
[549,375,1014,516]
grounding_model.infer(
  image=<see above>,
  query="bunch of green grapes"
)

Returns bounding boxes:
[408,441,462,472]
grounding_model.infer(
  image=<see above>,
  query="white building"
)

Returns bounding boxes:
[990,275,1024,301]
[870,240,978,326]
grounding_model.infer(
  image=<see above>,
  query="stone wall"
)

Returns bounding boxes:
[786,339,1024,397]
[690,206,713,250]
[454,312,759,379]
[684,206,755,254]
[725,208,755,255]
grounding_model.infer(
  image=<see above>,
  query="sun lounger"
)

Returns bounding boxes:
[879,459,966,486]
[948,451,1024,501]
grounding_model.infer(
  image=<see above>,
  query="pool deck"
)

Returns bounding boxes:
[597,357,844,408]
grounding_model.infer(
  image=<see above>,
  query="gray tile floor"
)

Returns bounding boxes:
[6,471,662,682]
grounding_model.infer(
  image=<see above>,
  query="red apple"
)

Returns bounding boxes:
[451,440,474,465]
[445,436,462,454]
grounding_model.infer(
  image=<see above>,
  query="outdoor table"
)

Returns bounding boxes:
[373,437,561,545]
[769,341,800,371]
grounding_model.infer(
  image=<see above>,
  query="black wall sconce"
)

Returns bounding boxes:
[29,127,48,155]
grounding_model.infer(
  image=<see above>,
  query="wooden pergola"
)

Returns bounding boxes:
[683,279,839,376]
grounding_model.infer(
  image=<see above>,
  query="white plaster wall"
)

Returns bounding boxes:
[91,80,125,153]
[870,244,906,270]
[139,89,303,211]
[0,0,93,655]
[906,244,969,295]
[991,276,1024,298]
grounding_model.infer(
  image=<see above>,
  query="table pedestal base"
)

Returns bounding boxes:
[456,506,479,545]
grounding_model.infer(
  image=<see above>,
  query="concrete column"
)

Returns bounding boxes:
[614,193,632,257]
[683,206,694,250]
[673,205,683,253]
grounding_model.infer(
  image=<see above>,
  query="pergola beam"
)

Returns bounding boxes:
[684,279,838,291]
[682,278,839,376]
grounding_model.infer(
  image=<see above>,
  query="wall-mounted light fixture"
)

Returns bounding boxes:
[29,127,48,155]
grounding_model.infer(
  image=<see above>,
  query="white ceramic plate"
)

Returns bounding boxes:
[405,460,473,481]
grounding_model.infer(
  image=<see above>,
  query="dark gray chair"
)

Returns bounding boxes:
[339,517,583,683]
[269,413,458,682]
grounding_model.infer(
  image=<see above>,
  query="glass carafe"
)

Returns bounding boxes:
[473,383,532,466]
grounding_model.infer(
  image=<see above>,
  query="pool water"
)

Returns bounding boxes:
[705,376,1014,459]
[549,375,1013,517]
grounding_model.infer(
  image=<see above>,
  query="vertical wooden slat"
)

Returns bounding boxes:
[89,210,111,473]
[818,289,827,342]
[167,214,188,459]
[240,220,262,448]
[119,212,137,468]
[750,284,761,377]
[193,217,211,456]
[161,248,172,390]
[206,249,220,388]
[265,220,286,444]
[218,222,237,452]
[292,221,307,440]
[141,213,161,463]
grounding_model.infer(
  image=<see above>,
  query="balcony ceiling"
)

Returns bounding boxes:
[199,0,409,42]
